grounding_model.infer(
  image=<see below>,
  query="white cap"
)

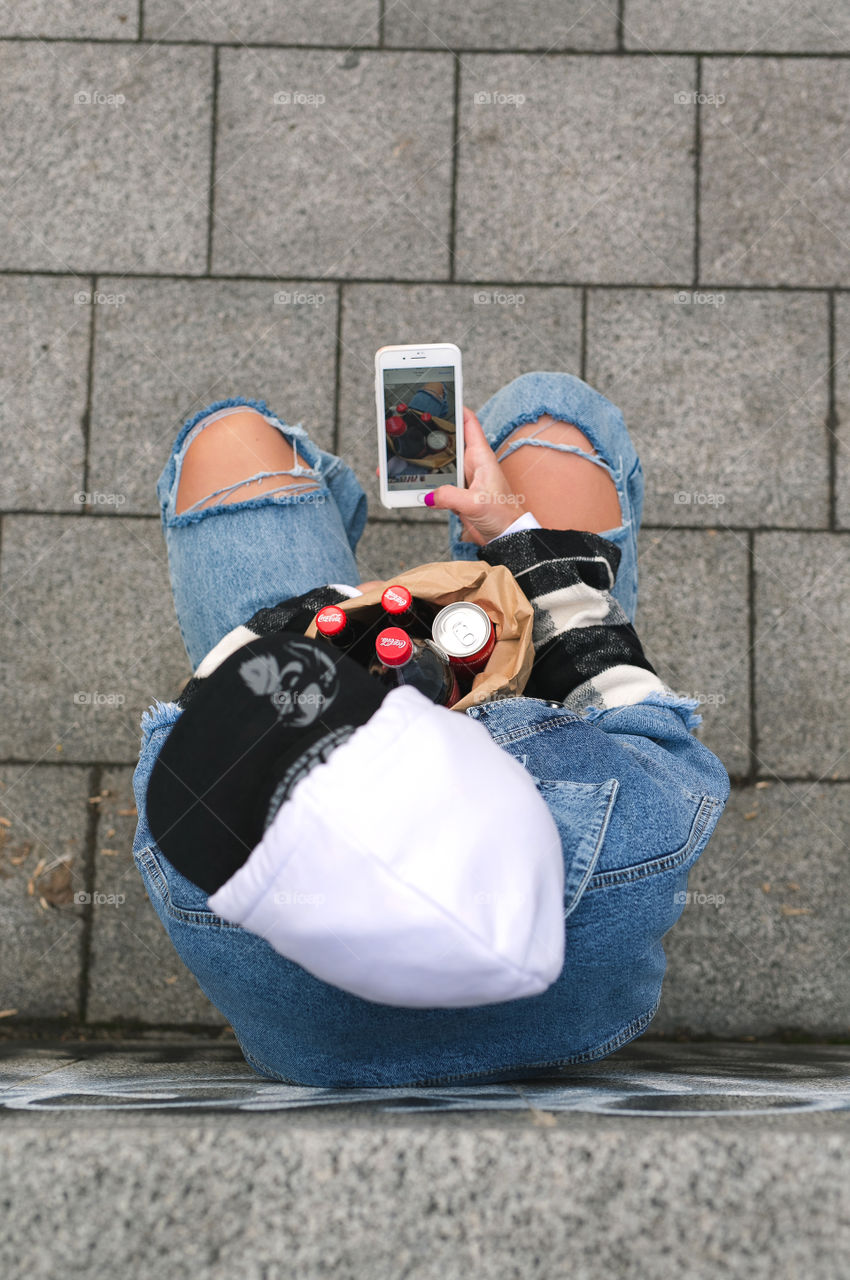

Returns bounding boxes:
[208,684,566,1008]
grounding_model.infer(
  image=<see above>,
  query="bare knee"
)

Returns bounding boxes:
[494,414,597,461]
[495,414,623,535]
[175,409,319,515]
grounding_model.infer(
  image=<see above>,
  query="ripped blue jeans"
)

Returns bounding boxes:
[156,372,642,670]
[157,399,368,670]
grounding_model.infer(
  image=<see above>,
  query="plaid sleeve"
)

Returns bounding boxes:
[477,528,675,712]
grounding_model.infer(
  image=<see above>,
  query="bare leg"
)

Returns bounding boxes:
[175,409,321,515]
[494,414,622,534]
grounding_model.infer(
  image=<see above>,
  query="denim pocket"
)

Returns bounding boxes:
[585,793,724,891]
[534,776,619,917]
[135,845,239,928]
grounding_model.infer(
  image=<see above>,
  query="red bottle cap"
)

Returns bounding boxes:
[375,627,412,667]
[381,583,413,615]
[386,415,407,437]
[421,412,432,421]
[395,401,408,413]
[315,605,347,638]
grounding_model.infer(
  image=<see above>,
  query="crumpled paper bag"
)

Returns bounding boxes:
[303,560,535,712]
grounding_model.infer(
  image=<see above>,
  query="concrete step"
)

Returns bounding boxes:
[1,1040,848,1279]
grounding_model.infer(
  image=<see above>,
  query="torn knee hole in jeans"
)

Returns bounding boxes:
[493,423,628,532]
[177,404,323,513]
[180,468,322,515]
[495,433,616,479]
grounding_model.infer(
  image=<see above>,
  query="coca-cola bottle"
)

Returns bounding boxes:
[385,414,407,438]
[368,627,462,707]
[380,583,438,637]
[315,604,383,668]
[315,605,356,650]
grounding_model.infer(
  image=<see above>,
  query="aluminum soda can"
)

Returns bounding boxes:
[431,601,496,673]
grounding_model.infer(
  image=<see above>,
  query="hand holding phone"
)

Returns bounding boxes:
[425,408,527,545]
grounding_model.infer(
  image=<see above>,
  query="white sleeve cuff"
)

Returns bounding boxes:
[328,583,363,598]
[485,510,542,544]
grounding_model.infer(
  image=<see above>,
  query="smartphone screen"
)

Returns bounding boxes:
[381,364,458,493]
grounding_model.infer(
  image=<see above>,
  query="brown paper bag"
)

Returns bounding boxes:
[303,560,535,712]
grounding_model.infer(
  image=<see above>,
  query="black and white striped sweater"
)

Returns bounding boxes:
[175,526,688,726]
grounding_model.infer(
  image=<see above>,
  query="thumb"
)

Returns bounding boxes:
[426,483,479,518]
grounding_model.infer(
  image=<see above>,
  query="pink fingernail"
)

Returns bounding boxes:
[424,491,435,507]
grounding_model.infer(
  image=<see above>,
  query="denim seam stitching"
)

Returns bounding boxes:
[557,777,620,920]
[239,1002,660,1089]
[585,796,721,890]
[485,714,583,745]
[135,846,241,928]
[394,1000,660,1088]
[241,1045,300,1085]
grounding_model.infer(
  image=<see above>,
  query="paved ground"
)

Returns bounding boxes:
[3,1038,850,1113]
[0,2,848,1043]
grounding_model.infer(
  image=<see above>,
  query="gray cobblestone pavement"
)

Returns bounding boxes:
[0,1,848,1049]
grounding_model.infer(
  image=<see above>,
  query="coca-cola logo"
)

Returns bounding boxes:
[380,635,407,650]
[385,590,406,607]
[317,607,343,626]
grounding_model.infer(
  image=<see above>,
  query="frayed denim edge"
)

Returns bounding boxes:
[580,693,704,733]
[486,402,626,480]
[140,699,183,746]
[173,396,280,456]
[162,395,325,528]
[166,486,327,529]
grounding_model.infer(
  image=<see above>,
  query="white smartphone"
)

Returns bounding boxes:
[375,343,464,509]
